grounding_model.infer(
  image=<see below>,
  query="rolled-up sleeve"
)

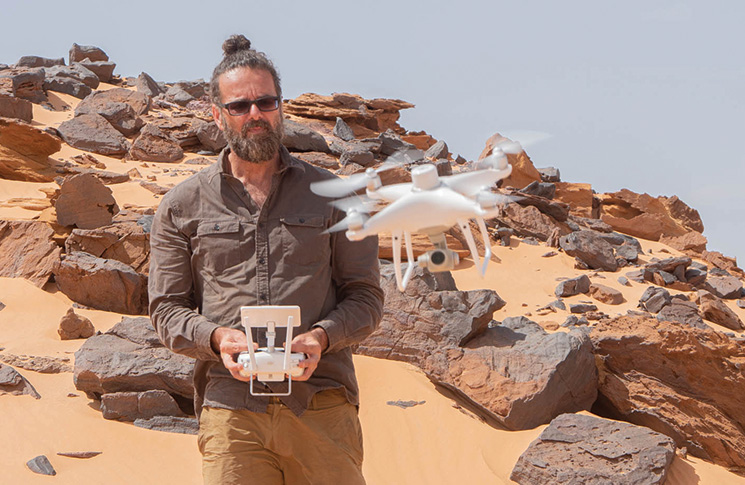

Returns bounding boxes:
[148,198,221,362]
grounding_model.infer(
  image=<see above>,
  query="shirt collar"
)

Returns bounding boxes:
[212,145,306,182]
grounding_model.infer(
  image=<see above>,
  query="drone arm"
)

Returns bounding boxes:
[457,218,483,277]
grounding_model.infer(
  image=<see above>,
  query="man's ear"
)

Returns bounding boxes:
[212,104,224,131]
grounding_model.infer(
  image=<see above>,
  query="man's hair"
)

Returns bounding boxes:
[209,34,282,104]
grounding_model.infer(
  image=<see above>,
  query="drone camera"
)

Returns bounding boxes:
[417,248,459,272]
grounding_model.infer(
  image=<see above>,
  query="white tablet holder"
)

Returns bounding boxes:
[239,305,305,397]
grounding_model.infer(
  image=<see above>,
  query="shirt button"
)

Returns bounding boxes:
[213,224,220,231]
[260,294,267,301]
[299,218,305,223]
[258,258,265,265]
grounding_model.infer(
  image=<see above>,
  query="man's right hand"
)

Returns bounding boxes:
[210,327,257,382]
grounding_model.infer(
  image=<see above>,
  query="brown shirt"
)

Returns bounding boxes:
[148,147,384,416]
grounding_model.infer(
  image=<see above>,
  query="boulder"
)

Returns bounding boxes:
[510,413,675,485]
[69,43,109,63]
[65,221,150,274]
[101,389,185,421]
[282,119,330,153]
[55,173,119,229]
[73,316,194,399]
[333,116,355,141]
[133,416,198,435]
[570,303,598,314]
[58,307,96,340]
[479,133,541,189]
[135,72,163,97]
[0,220,62,287]
[0,363,40,398]
[697,291,744,330]
[592,314,745,469]
[588,283,624,305]
[195,120,227,152]
[16,56,64,68]
[639,286,672,314]
[54,251,148,315]
[499,203,568,241]
[164,85,194,106]
[45,64,99,89]
[0,117,60,181]
[292,151,339,170]
[559,230,618,271]
[77,88,150,116]
[129,123,183,163]
[75,96,143,137]
[0,67,47,103]
[702,274,743,299]
[519,181,556,199]
[77,60,116,83]
[553,182,595,218]
[424,140,448,160]
[0,93,33,122]
[26,455,56,476]
[357,266,597,430]
[378,129,417,156]
[57,113,130,156]
[339,147,375,167]
[555,275,590,298]
[656,300,708,329]
[43,76,92,99]
[701,250,743,277]
[660,231,708,254]
[537,166,561,182]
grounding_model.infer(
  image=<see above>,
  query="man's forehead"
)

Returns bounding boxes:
[219,67,275,90]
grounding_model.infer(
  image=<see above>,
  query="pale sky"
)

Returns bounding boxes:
[3,0,743,264]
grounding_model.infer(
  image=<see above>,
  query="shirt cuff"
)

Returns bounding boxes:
[312,320,340,354]
[196,320,223,362]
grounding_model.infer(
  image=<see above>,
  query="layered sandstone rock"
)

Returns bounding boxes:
[0,118,61,181]
[55,173,120,229]
[478,133,541,189]
[0,220,62,287]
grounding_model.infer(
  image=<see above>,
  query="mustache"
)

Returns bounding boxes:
[241,119,273,136]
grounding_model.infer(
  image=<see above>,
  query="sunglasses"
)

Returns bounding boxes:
[217,96,281,116]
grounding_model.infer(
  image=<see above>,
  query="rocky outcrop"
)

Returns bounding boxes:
[553,182,595,218]
[592,315,745,470]
[65,221,150,274]
[0,363,40,399]
[129,123,184,162]
[0,93,33,122]
[696,291,744,330]
[511,413,675,485]
[69,43,109,63]
[478,133,541,189]
[282,119,330,153]
[356,266,597,430]
[73,316,194,399]
[0,220,62,287]
[101,389,186,421]
[75,94,144,136]
[57,113,130,156]
[53,251,148,315]
[0,118,61,181]
[559,230,618,271]
[55,173,120,229]
[0,68,47,103]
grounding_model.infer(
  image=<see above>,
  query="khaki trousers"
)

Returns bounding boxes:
[198,388,365,485]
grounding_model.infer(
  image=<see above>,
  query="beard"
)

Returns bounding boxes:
[223,117,284,163]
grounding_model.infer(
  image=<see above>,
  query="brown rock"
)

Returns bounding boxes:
[588,283,624,305]
[69,43,109,63]
[129,124,183,162]
[478,133,541,189]
[0,117,61,181]
[55,173,120,229]
[0,220,62,287]
[75,93,144,136]
[559,230,618,272]
[377,232,468,260]
[139,180,171,196]
[54,251,148,315]
[0,363,40,399]
[592,315,745,469]
[292,151,340,170]
[79,88,149,116]
[0,93,33,122]
[498,203,568,241]
[697,291,744,330]
[0,67,47,103]
[101,389,185,421]
[57,451,102,459]
[77,60,116,83]
[553,182,596,218]
[701,250,743,277]
[65,221,150,274]
[57,113,130,156]
[58,307,96,340]
[0,353,72,373]
[660,231,708,254]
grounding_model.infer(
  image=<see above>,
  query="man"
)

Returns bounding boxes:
[148,34,384,484]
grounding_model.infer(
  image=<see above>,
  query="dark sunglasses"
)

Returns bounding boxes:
[217,96,281,116]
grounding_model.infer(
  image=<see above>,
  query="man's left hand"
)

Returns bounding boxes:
[290,327,328,381]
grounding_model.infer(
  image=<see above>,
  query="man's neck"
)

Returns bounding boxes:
[227,150,281,208]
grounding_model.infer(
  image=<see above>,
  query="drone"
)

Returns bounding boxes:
[311,133,549,291]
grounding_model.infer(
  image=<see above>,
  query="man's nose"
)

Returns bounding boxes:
[247,102,263,119]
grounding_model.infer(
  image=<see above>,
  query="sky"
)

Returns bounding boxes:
[2,0,743,264]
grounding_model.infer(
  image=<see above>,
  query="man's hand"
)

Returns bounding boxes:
[290,327,329,381]
[211,327,257,382]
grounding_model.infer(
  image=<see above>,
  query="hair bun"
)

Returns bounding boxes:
[222,35,252,56]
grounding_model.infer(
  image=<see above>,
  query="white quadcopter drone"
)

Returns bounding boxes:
[311,133,549,291]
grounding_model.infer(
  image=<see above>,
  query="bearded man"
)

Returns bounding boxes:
[148,34,384,485]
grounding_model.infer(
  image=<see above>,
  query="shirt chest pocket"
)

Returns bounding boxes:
[280,215,329,267]
[193,220,248,272]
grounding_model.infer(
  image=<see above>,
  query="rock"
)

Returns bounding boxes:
[56,164,130,184]
[496,227,512,246]
[697,291,744,330]
[592,314,745,469]
[569,215,613,233]
[554,275,590,297]
[660,231,708,254]
[164,85,194,106]
[75,96,143,137]
[0,67,47,103]
[378,129,417,156]
[0,353,72,373]
[0,221,62,287]
[701,250,743,277]
[0,363,40,398]
[553,182,595,218]
[135,72,163,97]
[339,147,375,167]
[537,166,561,182]
[639,286,672,313]
[570,303,598,313]
[43,75,92,99]
[479,133,541,189]
[57,113,130,156]
[69,43,109,63]
[57,451,102,459]
[702,274,743,299]
[16,56,65,68]
[65,221,150,274]
[45,63,100,89]
[0,117,61,181]
[510,413,675,485]
[282,119,330,153]
[54,251,148,315]
[26,455,56,476]
[292,151,339,170]
[498,204,568,241]
[139,181,171,195]
[519,181,556,200]
[685,267,707,286]
[738,300,745,309]
[55,173,119,229]
[559,230,618,271]
[357,266,597,430]
[597,189,704,241]
[77,87,150,116]
[101,389,185,421]
[73,316,194,399]
[657,300,708,329]
[0,93,33,122]
[195,121,227,152]
[618,276,630,286]
[58,307,96,340]
[588,283,624,305]
[333,116,355,141]
[129,123,184,162]
[424,140,448,160]
[77,59,116,83]
[133,416,199,435]
[148,116,200,148]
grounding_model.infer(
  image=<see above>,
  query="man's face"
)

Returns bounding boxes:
[212,67,284,163]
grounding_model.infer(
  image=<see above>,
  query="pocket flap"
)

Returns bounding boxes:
[280,215,325,228]
[197,220,240,236]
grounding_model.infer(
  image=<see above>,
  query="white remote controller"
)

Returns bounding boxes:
[237,348,306,381]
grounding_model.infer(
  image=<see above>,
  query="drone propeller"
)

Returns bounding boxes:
[324,210,369,234]
[330,194,382,214]
[495,131,553,154]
